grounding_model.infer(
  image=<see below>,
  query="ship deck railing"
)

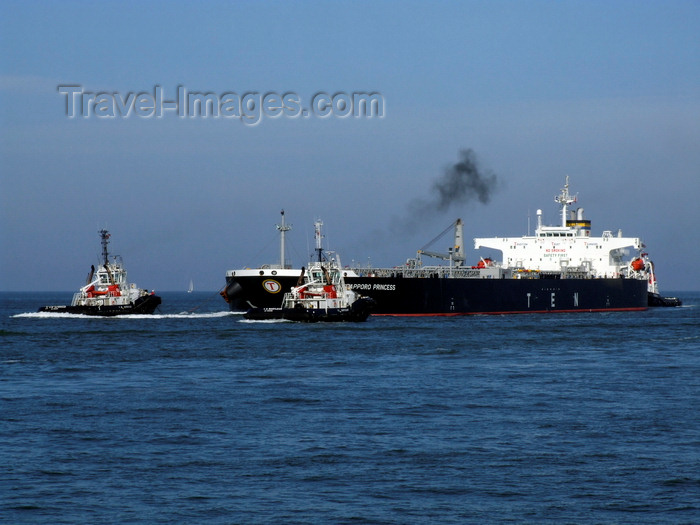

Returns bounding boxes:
[346,267,503,279]
[282,293,343,310]
[346,266,606,280]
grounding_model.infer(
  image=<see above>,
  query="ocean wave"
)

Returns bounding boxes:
[12,311,242,320]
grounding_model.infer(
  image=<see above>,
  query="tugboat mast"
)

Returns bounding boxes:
[276,210,292,269]
[99,229,111,266]
[314,219,324,263]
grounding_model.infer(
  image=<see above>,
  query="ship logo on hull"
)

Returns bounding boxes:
[262,279,282,293]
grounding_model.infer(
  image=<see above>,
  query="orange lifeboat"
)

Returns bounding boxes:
[476,258,493,269]
[631,258,645,271]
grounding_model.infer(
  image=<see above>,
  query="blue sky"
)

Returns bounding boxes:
[1,0,699,292]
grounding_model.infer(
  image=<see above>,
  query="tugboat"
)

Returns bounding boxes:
[39,230,161,316]
[637,258,683,307]
[244,220,375,322]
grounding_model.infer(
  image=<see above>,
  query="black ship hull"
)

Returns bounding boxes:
[224,274,648,315]
[39,294,162,316]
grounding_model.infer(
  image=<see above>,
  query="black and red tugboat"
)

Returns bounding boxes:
[39,230,161,316]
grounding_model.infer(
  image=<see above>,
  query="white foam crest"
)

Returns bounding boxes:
[146,311,242,319]
[12,311,241,319]
[238,318,291,324]
[13,312,91,319]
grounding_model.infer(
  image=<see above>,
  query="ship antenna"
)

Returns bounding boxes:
[276,210,292,269]
[99,229,111,266]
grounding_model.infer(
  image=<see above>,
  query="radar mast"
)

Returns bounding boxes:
[99,229,111,266]
[555,176,577,227]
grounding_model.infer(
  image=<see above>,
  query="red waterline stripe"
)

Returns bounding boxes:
[373,307,648,317]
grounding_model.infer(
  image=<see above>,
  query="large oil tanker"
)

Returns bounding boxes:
[222,179,680,315]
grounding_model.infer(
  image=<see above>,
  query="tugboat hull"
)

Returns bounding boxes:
[39,294,162,316]
[283,296,375,322]
[245,297,375,322]
[647,293,682,307]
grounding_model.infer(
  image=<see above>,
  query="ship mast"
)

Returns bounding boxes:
[276,210,292,269]
[314,219,324,263]
[555,176,577,227]
[99,229,111,266]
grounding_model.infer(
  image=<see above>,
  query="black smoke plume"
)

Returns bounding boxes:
[434,149,497,209]
[410,148,499,219]
[365,148,501,246]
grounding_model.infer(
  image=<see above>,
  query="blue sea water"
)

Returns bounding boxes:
[1,291,699,524]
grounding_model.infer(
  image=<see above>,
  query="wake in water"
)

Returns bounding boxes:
[238,318,291,323]
[12,311,242,320]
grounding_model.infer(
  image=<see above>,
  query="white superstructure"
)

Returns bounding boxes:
[474,177,648,280]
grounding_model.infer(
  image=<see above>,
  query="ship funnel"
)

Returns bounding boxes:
[536,209,542,230]
[577,208,584,220]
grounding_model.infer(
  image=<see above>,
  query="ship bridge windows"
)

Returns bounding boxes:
[539,232,574,238]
